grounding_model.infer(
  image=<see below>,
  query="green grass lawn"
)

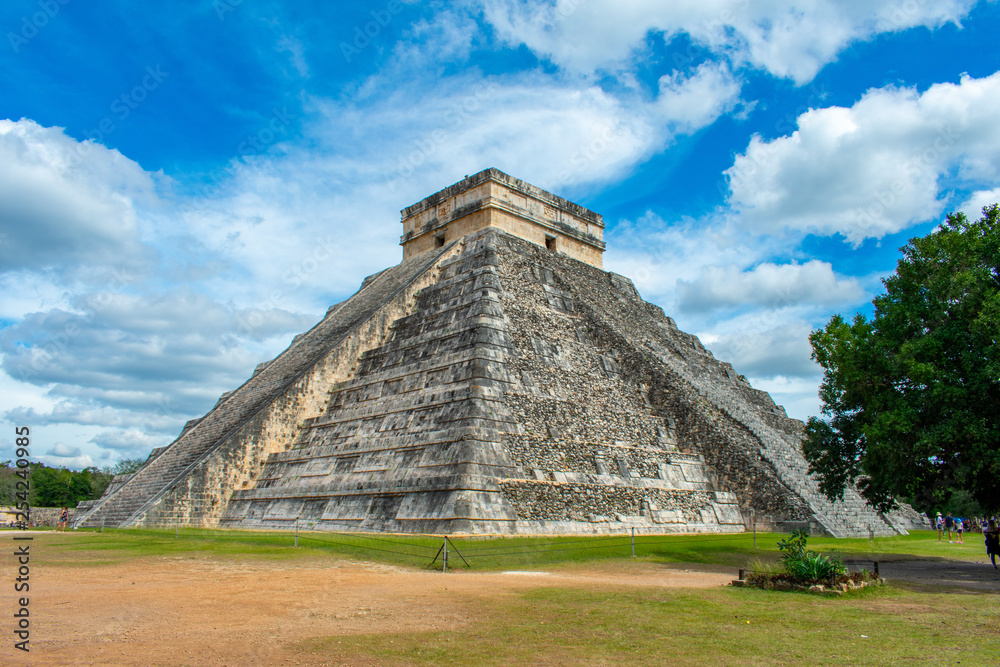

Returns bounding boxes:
[6,526,992,571]
[4,527,995,665]
[302,585,998,666]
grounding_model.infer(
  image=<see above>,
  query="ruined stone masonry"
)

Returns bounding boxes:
[75,169,925,536]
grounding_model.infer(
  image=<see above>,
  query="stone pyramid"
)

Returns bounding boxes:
[76,169,925,536]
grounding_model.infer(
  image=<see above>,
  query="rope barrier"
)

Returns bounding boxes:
[453,532,749,553]
[114,524,767,570]
[455,533,631,552]
[296,533,431,559]
[309,530,441,551]
[452,541,634,558]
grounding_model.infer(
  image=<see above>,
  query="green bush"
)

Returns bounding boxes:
[776,529,809,560]
[784,552,847,580]
[777,529,847,582]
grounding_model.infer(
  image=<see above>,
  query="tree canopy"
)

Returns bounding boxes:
[0,457,148,509]
[108,458,146,476]
[804,205,1000,514]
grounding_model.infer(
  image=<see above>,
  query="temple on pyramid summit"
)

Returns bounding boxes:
[74,169,925,536]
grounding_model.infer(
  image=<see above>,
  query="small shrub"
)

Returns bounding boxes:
[741,531,879,592]
[784,552,847,581]
[775,529,848,583]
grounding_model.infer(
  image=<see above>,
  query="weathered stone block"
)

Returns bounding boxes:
[79,173,915,537]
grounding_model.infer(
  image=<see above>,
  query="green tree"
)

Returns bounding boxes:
[0,460,142,509]
[804,205,1000,514]
[109,458,146,475]
[69,468,94,502]
[0,461,16,506]
[31,465,73,507]
[88,466,114,499]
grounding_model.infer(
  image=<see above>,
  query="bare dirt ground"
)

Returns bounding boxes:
[2,534,996,666]
[1,543,732,667]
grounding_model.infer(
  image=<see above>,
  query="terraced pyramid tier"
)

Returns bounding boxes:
[80,226,921,536]
[223,229,908,535]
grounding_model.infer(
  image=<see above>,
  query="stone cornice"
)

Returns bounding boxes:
[401,168,604,227]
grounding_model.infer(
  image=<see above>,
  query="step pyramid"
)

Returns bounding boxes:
[76,169,926,536]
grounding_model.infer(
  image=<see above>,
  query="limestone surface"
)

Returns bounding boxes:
[78,172,924,537]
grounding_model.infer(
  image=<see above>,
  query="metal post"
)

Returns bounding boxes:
[295,518,299,547]
[631,527,635,557]
[752,509,757,549]
[101,516,104,533]
[175,524,178,538]
[874,561,879,577]
[869,525,873,542]
[443,536,449,573]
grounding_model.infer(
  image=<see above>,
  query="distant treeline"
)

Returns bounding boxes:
[0,458,145,508]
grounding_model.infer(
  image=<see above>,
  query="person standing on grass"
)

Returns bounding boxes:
[58,506,69,531]
[936,513,944,541]
[945,512,955,542]
[984,520,999,569]
[955,516,965,544]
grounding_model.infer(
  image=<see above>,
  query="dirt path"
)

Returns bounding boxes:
[1,549,731,667]
[3,533,996,666]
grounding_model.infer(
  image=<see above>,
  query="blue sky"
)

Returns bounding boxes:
[2,0,999,469]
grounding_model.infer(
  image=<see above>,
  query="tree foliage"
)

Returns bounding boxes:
[108,458,146,475]
[777,530,847,581]
[0,458,146,508]
[804,205,1000,513]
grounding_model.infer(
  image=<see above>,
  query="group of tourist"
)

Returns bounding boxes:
[936,512,1000,568]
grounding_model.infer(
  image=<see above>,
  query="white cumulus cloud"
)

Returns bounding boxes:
[960,188,1000,219]
[39,442,95,470]
[47,442,82,457]
[702,319,820,380]
[0,119,157,273]
[677,260,864,313]
[307,65,741,204]
[727,72,1000,243]
[90,429,167,453]
[479,0,974,82]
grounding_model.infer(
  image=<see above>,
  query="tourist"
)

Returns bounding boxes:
[955,516,965,544]
[985,520,999,569]
[936,512,944,541]
[945,512,955,542]
[58,506,69,532]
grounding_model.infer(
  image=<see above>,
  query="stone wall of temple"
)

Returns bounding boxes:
[492,232,905,536]
[400,169,605,268]
[80,224,919,536]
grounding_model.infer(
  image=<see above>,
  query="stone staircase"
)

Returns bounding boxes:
[222,236,524,533]
[222,231,749,534]
[74,245,455,528]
